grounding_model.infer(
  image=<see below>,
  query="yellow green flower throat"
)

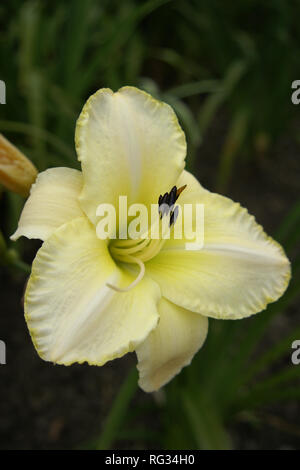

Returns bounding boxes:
[108,184,187,292]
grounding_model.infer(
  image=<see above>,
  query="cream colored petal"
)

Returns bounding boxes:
[25,217,160,366]
[11,167,84,241]
[136,297,208,392]
[75,86,186,225]
[146,171,291,319]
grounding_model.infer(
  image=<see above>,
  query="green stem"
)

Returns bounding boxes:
[97,367,138,450]
[183,393,232,450]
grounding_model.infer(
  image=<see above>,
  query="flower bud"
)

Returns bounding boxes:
[0,133,38,197]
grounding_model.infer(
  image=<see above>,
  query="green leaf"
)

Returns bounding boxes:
[182,393,232,450]
[96,367,138,450]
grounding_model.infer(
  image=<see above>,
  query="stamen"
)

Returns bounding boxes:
[168,186,177,206]
[106,255,145,293]
[176,184,187,199]
[169,205,179,227]
[108,183,187,293]
[161,192,168,204]
[158,184,186,225]
[111,237,150,256]
[159,192,169,218]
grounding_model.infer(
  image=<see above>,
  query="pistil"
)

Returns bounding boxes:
[107,184,186,292]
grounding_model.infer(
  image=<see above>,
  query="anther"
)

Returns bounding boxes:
[159,192,169,218]
[158,184,186,225]
[176,184,187,199]
[168,186,177,206]
[169,205,179,227]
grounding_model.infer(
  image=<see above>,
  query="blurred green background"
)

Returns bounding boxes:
[1,0,300,450]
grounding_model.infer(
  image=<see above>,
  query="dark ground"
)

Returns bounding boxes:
[0,110,299,450]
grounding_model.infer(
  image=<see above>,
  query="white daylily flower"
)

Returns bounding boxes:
[11,87,291,392]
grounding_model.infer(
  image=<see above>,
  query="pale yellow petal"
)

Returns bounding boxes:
[25,217,160,365]
[11,167,84,241]
[75,86,186,225]
[146,171,291,319]
[136,297,208,392]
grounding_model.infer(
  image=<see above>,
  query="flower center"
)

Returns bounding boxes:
[107,185,186,292]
